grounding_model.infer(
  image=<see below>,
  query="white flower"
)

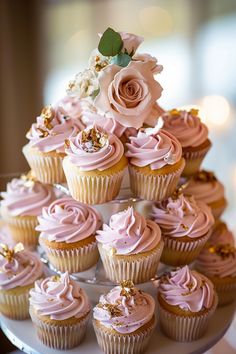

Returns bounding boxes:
[67,69,99,99]
[88,48,110,72]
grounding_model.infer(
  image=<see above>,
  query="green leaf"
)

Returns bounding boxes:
[98,28,123,57]
[110,53,132,67]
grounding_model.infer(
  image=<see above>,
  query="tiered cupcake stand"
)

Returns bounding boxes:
[0,185,235,354]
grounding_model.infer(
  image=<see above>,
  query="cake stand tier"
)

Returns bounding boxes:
[1,301,235,354]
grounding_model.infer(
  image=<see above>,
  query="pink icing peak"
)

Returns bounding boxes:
[162,109,209,147]
[29,272,91,320]
[152,193,214,238]
[0,248,43,290]
[93,284,155,334]
[96,206,161,255]
[65,125,124,171]
[125,129,182,170]
[158,266,214,312]
[1,177,55,217]
[37,197,102,243]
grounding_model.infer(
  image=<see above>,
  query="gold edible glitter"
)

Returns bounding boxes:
[64,139,70,148]
[67,80,76,91]
[98,303,122,317]
[194,170,216,183]
[0,243,24,262]
[41,105,54,120]
[181,223,189,231]
[120,280,136,299]
[189,108,199,116]
[169,108,180,116]
[208,243,235,259]
[37,127,49,138]
[51,275,61,282]
[81,127,108,153]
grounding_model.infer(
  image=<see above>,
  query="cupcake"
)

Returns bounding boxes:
[0,224,15,246]
[162,109,211,177]
[156,266,218,341]
[195,239,236,306]
[183,170,227,219]
[93,280,156,354]
[0,243,43,319]
[209,220,235,244]
[29,272,91,349]
[1,175,55,249]
[22,104,82,184]
[55,95,84,123]
[96,207,163,284]
[37,197,102,273]
[63,125,128,204]
[126,122,185,201]
[151,193,214,266]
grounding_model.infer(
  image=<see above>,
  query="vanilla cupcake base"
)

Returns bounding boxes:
[22,144,66,184]
[93,316,156,354]
[30,307,90,350]
[128,158,185,202]
[161,231,211,266]
[159,295,218,342]
[0,284,33,320]
[182,139,211,177]
[98,241,164,284]
[63,156,127,204]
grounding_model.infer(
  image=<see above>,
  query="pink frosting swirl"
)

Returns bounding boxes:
[209,221,235,245]
[158,266,214,312]
[65,125,124,171]
[126,129,182,170]
[96,207,161,255]
[26,105,81,153]
[29,272,91,320]
[93,284,155,333]
[55,95,84,122]
[37,197,102,243]
[162,109,209,147]
[0,249,43,290]
[196,244,236,278]
[1,178,55,217]
[152,194,214,238]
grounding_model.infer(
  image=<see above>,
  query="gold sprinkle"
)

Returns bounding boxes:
[181,223,189,231]
[37,127,49,138]
[0,243,24,263]
[67,80,76,91]
[189,108,199,116]
[41,105,54,120]
[169,108,180,116]
[120,280,136,299]
[64,139,70,148]
[81,127,108,153]
[194,170,216,183]
[98,303,122,317]
[51,275,61,282]
[208,244,236,259]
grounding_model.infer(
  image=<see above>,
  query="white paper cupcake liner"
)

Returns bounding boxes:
[98,241,164,284]
[93,317,156,354]
[0,286,32,320]
[22,144,65,184]
[182,143,211,177]
[40,239,99,273]
[30,307,90,350]
[128,160,185,202]
[63,158,126,204]
[161,230,211,266]
[159,295,218,342]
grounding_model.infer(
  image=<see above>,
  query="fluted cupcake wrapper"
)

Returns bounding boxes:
[0,285,33,320]
[98,241,164,284]
[40,239,99,273]
[93,317,156,354]
[22,144,65,184]
[30,307,90,350]
[128,161,185,202]
[63,158,126,204]
[161,230,211,266]
[1,208,39,250]
[182,143,211,177]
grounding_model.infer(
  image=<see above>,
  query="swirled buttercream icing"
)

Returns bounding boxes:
[126,129,182,170]
[93,281,155,333]
[37,197,102,243]
[152,194,214,238]
[29,272,91,321]
[64,125,124,171]
[158,266,214,312]
[0,246,43,290]
[162,109,209,148]
[55,95,84,123]
[183,170,225,204]
[26,104,81,153]
[96,207,161,255]
[196,243,236,278]
[1,177,55,217]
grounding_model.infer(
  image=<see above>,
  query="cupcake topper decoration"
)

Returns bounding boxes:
[194,170,216,183]
[0,243,24,263]
[51,275,61,282]
[208,243,236,259]
[97,303,122,317]
[36,105,55,135]
[81,127,108,153]
[120,280,136,298]
[21,170,37,188]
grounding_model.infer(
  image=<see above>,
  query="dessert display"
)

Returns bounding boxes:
[93,280,156,354]
[0,243,44,319]
[29,272,91,349]
[155,266,218,341]
[37,197,102,272]
[151,192,214,265]
[96,206,163,283]
[0,27,235,352]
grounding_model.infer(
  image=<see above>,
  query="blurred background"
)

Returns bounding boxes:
[0,1,236,353]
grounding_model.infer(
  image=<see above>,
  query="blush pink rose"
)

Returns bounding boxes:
[119,32,144,54]
[133,53,163,74]
[94,61,163,129]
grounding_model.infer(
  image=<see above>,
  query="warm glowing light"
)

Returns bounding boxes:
[200,95,230,127]
[139,7,173,36]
